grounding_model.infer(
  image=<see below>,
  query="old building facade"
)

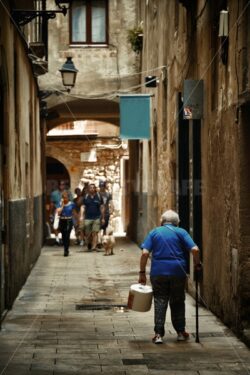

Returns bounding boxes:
[0,1,44,317]
[127,0,250,342]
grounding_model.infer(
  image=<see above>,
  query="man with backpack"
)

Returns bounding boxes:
[79,183,105,251]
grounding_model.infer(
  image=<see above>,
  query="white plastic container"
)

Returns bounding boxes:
[127,283,153,312]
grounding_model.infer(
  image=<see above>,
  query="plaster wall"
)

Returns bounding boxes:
[0,4,43,309]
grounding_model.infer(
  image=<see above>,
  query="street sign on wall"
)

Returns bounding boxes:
[80,149,97,162]
[183,80,204,120]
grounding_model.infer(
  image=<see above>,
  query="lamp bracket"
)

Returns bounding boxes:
[38,89,68,99]
[12,9,67,27]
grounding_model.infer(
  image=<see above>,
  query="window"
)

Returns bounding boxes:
[71,0,108,44]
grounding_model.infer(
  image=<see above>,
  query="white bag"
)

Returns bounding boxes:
[53,212,60,230]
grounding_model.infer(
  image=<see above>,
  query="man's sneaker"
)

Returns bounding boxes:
[152,334,163,344]
[177,331,190,341]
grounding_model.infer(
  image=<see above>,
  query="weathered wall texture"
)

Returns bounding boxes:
[128,1,189,242]
[39,0,140,107]
[0,3,43,312]
[130,0,250,339]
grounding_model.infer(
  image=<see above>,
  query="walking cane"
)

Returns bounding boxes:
[195,267,200,343]
[194,263,202,343]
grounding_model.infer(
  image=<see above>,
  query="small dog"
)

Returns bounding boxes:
[102,225,115,256]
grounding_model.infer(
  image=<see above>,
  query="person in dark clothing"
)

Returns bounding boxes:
[99,180,114,234]
[79,184,105,251]
[139,209,202,344]
[56,191,77,257]
[50,180,73,246]
[73,187,83,245]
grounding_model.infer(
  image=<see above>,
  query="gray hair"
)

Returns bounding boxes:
[161,210,180,226]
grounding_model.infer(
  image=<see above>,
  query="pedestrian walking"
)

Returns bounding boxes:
[138,209,202,344]
[49,180,72,245]
[73,187,83,245]
[56,191,77,257]
[77,183,90,247]
[98,180,114,234]
[79,184,105,251]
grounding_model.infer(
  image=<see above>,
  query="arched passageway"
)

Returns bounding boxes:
[45,119,129,236]
[42,95,130,237]
[46,156,71,193]
[45,98,120,131]
[45,157,71,226]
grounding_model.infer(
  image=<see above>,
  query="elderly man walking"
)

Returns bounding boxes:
[139,209,201,344]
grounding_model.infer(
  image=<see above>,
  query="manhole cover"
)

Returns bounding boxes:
[75,303,128,311]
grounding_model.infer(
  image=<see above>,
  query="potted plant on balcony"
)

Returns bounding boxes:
[127,24,143,53]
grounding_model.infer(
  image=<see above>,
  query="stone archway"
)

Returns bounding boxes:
[44,99,129,235]
[45,98,120,131]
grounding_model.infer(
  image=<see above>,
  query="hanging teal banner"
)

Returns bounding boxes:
[119,95,151,139]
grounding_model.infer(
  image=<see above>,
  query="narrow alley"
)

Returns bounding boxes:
[1,1,250,374]
[0,239,249,375]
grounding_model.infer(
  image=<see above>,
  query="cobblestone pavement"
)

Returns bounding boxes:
[0,238,249,375]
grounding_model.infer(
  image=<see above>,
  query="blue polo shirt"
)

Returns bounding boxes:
[83,194,104,220]
[141,224,196,277]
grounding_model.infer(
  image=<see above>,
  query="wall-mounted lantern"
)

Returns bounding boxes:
[39,56,78,103]
[59,57,78,92]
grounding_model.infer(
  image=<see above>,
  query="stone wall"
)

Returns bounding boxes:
[132,0,250,337]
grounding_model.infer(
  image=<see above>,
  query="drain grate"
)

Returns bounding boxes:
[76,303,128,311]
[123,359,148,366]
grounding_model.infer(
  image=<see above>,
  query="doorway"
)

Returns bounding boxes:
[177,93,202,272]
[46,157,71,192]
[45,156,71,223]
